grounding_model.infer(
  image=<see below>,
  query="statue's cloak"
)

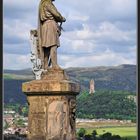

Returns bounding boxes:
[38,0,60,54]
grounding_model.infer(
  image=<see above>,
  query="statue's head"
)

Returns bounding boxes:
[52,0,55,1]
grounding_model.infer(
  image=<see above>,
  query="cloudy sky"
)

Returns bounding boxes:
[3,0,137,70]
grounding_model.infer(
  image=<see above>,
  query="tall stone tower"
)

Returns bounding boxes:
[89,79,95,94]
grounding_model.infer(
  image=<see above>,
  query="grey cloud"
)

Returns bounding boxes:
[63,21,83,31]
[4,43,30,55]
[4,8,33,20]
[95,36,136,47]
[94,44,136,54]
[3,35,26,44]
[3,0,136,69]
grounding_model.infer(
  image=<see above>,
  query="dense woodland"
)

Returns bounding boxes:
[76,90,136,121]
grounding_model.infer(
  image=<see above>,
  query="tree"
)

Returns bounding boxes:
[77,128,86,138]
[4,121,9,129]
[111,135,121,140]
[100,132,112,140]
[84,134,92,140]
[92,130,97,140]
[22,106,28,117]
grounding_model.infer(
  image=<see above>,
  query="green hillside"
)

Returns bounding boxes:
[76,90,136,121]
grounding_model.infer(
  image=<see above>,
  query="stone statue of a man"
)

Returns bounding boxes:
[38,0,66,70]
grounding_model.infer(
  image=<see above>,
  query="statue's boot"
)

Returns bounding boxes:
[39,47,45,69]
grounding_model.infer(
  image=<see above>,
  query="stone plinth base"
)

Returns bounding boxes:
[22,71,80,140]
[22,80,79,94]
[41,68,69,81]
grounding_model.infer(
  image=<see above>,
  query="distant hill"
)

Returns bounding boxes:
[4,68,33,80]
[65,64,136,92]
[3,64,136,104]
[4,79,28,104]
[4,68,32,75]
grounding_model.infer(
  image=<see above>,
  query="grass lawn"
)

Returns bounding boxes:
[85,126,137,140]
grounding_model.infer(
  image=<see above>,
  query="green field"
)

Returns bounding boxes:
[85,126,137,140]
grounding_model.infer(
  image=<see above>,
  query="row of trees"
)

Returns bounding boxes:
[77,128,127,140]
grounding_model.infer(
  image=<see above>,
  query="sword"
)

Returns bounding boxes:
[48,57,51,67]
[59,22,64,32]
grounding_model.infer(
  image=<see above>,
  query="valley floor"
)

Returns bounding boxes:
[76,119,136,128]
[76,120,137,140]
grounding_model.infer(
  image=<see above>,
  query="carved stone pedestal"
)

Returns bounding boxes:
[22,69,80,140]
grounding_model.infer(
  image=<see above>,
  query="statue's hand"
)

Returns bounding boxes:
[62,17,66,22]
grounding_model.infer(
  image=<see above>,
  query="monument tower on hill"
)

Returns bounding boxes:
[22,0,80,139]
[89,79,95,94]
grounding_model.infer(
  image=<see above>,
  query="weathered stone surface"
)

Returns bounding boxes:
[22,70,80,140]
[27,95,77,140]
[22,80,80,94]
[41,68,69,81]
